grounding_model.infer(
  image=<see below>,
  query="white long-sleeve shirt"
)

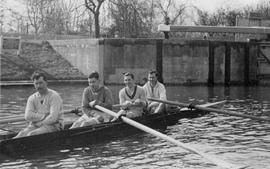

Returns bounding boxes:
[25,89,63,126]
[143,81,167,102]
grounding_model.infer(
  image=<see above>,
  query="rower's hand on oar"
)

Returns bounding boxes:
[34,112,49,127]
[133,99,141,106]
[125,101,133,106]
[89,100,99,108]
[110,110,126,122]
[121,101,132,110]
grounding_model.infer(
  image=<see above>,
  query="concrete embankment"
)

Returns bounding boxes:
[49,38,259,85]
[2,38,269,86]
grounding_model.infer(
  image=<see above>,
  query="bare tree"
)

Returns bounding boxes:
[25,0,51,35]
[11,11,24,33]
[84,0,106,38]
[157,0,187,25]
[243,0,270,18]
[108,0,155,38]
[0,0,6,33]
[69,3,94,36]
[195,8,243,26]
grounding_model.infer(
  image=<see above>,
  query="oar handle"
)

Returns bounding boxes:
[148,98,270,122]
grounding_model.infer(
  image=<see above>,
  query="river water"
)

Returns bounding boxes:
[0,84,270,169]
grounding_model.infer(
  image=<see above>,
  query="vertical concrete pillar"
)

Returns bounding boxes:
[244,43,250,86]
[99,39,105,85]
[156,39,163,83]
[225,42,231,86]
[208,41,215,86]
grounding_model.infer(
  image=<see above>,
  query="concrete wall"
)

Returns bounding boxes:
[48,39,101,78]
[230,43,246,83]
[48,38,258,85]
[249,45,258,82]
[258,43,270,75]
[102,39,157,84]
[213,42,225,84]
[163,40,209,84]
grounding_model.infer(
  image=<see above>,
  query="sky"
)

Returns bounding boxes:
[5,0,261,14]
[191,0,260,12]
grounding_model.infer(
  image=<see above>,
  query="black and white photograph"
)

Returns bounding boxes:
[0,0,270,168]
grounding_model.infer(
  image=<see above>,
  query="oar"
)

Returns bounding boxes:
[94,105,244,169]
[148,98,270,122]
[113,100,226,110]
[0,108,81,124]
[0,115,25,120]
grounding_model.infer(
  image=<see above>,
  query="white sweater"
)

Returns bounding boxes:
[25,89,63,125]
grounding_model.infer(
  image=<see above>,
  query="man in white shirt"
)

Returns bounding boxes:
[115,72,147,119]
[143,70,167,113]
[14,72,63,138]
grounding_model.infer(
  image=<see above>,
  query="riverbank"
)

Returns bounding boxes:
[1,41,86,81]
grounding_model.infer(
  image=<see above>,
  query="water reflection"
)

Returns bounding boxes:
[0,84,270,169]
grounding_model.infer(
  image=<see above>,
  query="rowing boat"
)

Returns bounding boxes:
[0,108,203,156]
[0,101,224,156]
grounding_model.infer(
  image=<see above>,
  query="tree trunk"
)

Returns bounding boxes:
[94,14,100,38]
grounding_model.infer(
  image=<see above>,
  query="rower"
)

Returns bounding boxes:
[143,70,167,114]
[114,72,147,119]
[70,71,113,129]
[14,72,63,138]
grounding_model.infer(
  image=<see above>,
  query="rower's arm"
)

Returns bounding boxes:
[119,89,125,105]
[140,88,147,107]
[42,93,62,125]
[82,88,94,116]
[25,96,44,122]
[159,84,167,100]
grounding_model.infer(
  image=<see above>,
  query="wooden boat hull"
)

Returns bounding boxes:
[0,108,207,156]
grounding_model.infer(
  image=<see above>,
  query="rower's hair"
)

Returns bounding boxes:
[149,70,158,76]
[31,72,47,81]
[88,71,99,79]
[123,72,134,79]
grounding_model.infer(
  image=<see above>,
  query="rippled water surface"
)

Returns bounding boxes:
[0,84,270,169]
